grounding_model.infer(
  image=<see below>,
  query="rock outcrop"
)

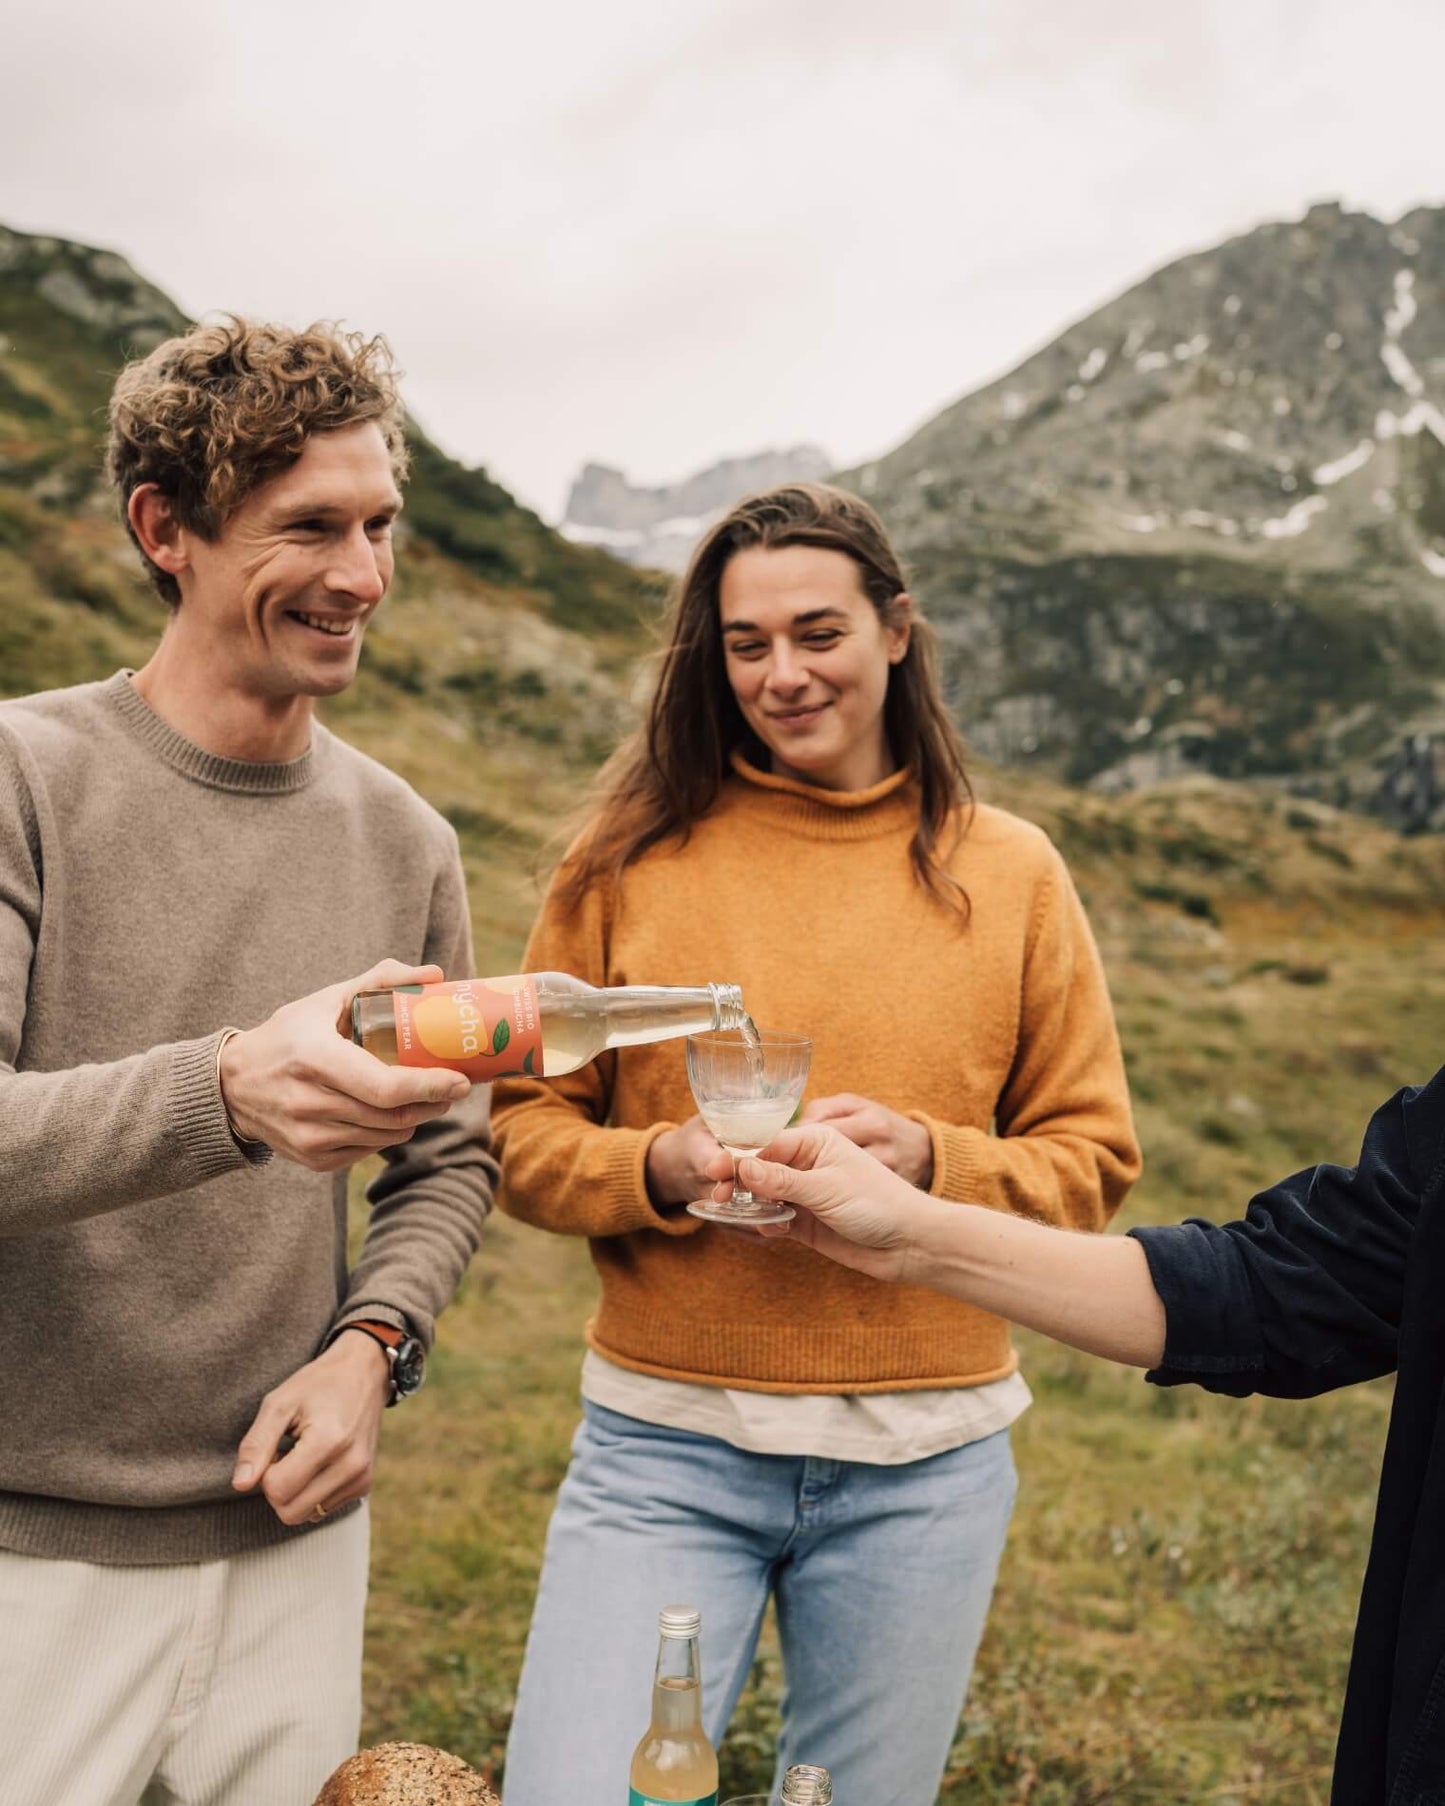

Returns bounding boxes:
[562,444,832,570]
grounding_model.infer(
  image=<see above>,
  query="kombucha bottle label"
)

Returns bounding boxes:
[391,976,544,1080]
[628,1793,717,1806]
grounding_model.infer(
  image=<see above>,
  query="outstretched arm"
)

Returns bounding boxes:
[730,1126,1166,1367]
[729,1066,1440,1398]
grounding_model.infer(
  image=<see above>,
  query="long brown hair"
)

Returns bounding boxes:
[557,482,973,912]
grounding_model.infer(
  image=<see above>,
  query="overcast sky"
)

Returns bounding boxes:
[5,0,1443,518]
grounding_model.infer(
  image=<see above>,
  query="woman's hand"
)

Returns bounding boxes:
[800,1093,935,1188]
[645,1115,726,1208]
[705,1123,939,1283]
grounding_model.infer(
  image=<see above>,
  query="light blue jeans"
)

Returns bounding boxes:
[503,1401,1017,1805]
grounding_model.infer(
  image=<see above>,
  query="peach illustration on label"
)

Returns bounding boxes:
[388,976,543,1079]
[412,991,486,1063]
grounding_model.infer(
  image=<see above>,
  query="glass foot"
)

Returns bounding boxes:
[686,1198,796,1227]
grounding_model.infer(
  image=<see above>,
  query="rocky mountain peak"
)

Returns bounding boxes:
[853,202,1444,576]
[561,443,833,570]
[0,224,186,354]
[842,200,1445,813]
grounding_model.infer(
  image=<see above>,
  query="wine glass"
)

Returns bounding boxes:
[684,1030,811,1227]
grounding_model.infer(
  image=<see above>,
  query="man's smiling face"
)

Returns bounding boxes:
[177,422,401,701]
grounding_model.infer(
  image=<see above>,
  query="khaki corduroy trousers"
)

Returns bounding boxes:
[0,1503,368,1806]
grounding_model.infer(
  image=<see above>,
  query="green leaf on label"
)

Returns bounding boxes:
[492,1017,511,1056]
[523,1047,535,1075]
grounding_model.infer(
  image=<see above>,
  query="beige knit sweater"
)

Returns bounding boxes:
[0,674,496,1563]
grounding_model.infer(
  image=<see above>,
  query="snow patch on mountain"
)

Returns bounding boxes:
[1377,402,1445,443]
[1314,441,1376,486]
[1260,496,1329,540]
[1382,270,1426,397]
[1386,270,1419,337]
[561,522,646,551]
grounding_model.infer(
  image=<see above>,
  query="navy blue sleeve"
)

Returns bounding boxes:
[1128,1069,1445,1399]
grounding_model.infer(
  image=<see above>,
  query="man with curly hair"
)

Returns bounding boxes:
[0,318,497,1806]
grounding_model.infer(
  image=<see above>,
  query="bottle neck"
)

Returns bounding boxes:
[708,983,747,1032]
[590,983,746,1051]
[780,1768,833,1805]
[651,1632,704,1733]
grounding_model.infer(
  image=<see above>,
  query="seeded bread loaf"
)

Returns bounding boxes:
[313,1741,500,1804]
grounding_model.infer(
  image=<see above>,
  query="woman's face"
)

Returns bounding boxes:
[718,544,911,792]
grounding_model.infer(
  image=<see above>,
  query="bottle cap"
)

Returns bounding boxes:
[657,1604,702,1640]
[781,1766,832,1804]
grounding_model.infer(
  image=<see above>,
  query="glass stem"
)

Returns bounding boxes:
[730,1149,753,1207]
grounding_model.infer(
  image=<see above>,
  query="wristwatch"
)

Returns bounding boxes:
[343,1319,426,1406]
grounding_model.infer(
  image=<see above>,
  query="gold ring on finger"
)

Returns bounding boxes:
[310,1502,328,1523]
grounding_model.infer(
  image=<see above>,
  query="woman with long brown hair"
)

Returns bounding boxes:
[494,484,1140,1803]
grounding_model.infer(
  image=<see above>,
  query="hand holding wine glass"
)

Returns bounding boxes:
[799,1091,935,1187]
[684,1030,811,1226]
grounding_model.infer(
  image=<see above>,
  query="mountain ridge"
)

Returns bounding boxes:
[840,199,1445,822]
[561,443,832,571]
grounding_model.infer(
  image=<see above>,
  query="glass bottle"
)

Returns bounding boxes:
[629,1605,719,1806]
[351,972,748,1083]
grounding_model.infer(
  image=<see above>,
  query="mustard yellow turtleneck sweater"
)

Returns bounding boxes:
[492,756,1140,1392]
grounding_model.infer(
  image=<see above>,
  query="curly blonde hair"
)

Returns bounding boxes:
[106,316,408,604]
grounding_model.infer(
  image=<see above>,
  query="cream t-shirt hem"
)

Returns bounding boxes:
[580,1350,1031,1466]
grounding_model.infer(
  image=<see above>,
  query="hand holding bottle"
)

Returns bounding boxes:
[219,961,470,1171]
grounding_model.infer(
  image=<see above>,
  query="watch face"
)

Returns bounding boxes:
[393,1337,426,1398]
